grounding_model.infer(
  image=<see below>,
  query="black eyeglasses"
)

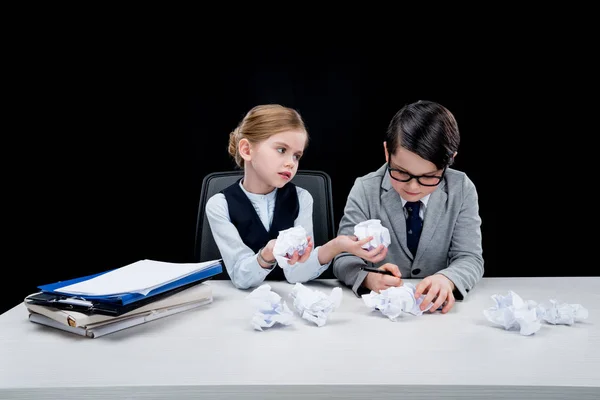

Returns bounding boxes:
[387,163,446,187]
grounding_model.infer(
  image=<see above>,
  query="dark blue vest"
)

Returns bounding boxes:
[221,179,299,280]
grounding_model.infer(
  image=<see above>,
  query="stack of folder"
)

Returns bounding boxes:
[24,259,222,338]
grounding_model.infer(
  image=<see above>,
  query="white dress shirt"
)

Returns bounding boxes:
[205,182,330,289]
[399,194,430,221]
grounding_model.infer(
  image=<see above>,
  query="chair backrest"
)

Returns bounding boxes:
[194,170,336,279]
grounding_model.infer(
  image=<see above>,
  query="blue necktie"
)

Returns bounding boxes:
[405,201,423,256]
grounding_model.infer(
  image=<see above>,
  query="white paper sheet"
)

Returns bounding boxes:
[55,259,221,296]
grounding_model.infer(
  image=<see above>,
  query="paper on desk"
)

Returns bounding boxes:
[483,291,589,335]
[354,219,391,250]
[273,226,309,266]
[483,291,541,335]
[537,299,588,325]
[289,283,342,327]
[362,283,432,321]
[246,284,294,331]
[55,259,220,296]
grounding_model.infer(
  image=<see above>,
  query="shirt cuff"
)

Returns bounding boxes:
[436,271,465,300]
[255,255,277,274]
[352,270,369,297]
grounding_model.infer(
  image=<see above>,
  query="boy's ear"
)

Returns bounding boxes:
[383,141,389,163]
[239,138,252,162]
[448,151,458,165]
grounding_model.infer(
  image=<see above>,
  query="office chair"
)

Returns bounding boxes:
[194,170,336,279]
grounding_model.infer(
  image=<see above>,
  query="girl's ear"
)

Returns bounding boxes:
[239,138,252,162]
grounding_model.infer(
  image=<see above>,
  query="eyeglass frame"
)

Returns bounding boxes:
[386,162,447,187]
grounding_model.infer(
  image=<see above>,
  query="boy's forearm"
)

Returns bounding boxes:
[438,257,484,300]
[333,253,368,296]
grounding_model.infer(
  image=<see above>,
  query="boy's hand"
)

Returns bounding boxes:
[414,274,456,314]
[363,263,402,292]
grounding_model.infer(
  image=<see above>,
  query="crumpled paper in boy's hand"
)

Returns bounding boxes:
[537,299,588,325]
[246,284,294,331]
[289,283,342,327]
[362,282,433,321]
[273,226,309,265]
[354,219,391,251]
[483,291,542,336]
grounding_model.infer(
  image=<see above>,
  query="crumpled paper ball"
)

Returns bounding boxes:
[273,226,309,265]
[289,283,342,327]
[246,284,294,331]
[362,283,433,321]
[354,219,391,251]
[483,291,589,336]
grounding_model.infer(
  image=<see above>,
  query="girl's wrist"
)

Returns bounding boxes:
[258,246,276,266]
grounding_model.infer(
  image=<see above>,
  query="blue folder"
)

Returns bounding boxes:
[38,262,223,306]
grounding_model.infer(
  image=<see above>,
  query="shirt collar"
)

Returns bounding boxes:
[239,180,277,202]
[400,193,431,208]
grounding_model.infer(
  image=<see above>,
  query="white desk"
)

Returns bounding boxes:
[1,277,599,399]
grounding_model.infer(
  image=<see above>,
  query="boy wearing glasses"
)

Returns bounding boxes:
[333,100,483,314]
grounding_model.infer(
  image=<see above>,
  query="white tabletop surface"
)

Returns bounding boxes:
[1,277,599,399]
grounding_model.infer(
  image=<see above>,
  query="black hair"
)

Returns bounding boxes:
[385,100,460,169]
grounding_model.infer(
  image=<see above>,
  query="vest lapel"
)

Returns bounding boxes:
[230,179,269,238]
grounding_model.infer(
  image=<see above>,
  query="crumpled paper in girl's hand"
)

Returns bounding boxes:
[273,226,309,265]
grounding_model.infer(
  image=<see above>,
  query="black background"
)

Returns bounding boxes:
[4,26,595,315]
